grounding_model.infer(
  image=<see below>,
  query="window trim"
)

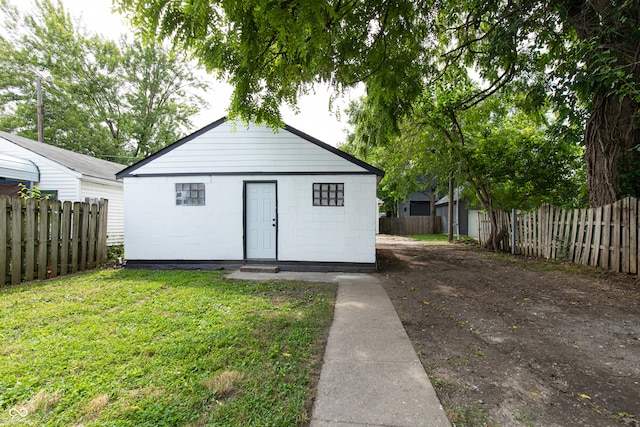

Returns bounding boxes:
[313,183,344,207]
[175,182,206,206]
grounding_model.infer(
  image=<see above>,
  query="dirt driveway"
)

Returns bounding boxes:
[376,235,639,427]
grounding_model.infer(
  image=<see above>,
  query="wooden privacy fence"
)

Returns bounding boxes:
[0,195,108,286]
[379,216,442,235]
[478,197,639,274]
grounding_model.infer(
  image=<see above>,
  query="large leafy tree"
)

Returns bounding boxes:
[115,0,639,206]
[0,0,207,162]
[345,67,585,249]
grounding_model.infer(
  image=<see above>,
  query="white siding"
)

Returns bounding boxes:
[123,174,377,264]
[80,179,124,245]
[467,209,481,239]
[0,137,80,201]
[130,122,368,175]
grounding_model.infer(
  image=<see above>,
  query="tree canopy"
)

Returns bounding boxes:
[115,0,639,206]
[0,0,208,163]
[343,65,585,248]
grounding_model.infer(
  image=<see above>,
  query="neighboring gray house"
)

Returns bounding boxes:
[395,180,481,238]
[0,132,125,245]
[435,190,480,237]
[396,177,439,218]
[396,188,438,217]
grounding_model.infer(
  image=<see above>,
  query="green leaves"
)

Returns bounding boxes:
[0,0,208,163]
[112,0,639,204]
[115,0,433,127]
[346,64,586,220]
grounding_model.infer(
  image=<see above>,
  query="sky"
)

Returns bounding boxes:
[14,0,363,147]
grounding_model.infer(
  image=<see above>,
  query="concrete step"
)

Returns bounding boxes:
[239,265,279,273]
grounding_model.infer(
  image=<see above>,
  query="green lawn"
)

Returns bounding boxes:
[0,269,336,426]
[410,234,476,244]
[409,234,451,244]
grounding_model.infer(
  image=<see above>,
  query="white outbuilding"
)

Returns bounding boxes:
[116,118,384,271]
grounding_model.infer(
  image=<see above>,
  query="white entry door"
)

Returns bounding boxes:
[245,182,277,260]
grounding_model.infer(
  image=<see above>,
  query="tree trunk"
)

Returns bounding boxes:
[585,94,640,207]
[562,0,640,207]
[429,182,436,218]
[466,176,506,251]
[487,208,500,251]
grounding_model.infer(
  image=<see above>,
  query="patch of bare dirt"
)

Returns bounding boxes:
[376,235,640,427]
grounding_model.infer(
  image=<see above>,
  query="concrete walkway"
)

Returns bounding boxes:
[227,271,451,427]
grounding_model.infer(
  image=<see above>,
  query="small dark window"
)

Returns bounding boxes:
[313,183,344,206]
[41,190,58,200]
[176,183,205,206]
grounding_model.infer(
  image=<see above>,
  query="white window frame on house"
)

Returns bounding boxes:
[176,183,205,206]
[313,183,344,206]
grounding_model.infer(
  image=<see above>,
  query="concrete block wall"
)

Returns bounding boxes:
[123,174,377,264]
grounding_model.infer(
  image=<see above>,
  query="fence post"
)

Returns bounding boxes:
[622,197,630,273]
[88,203,97,269]
[97,199,108,265]
[37,200,49,280]
[591,206,603,268]
[71,202,80,273]
[0,196,6,284]
[24,199,36,281]
[79,203,89,271]
[50,200,61,278]
[60,201,72,275]
[11,198,23,285]
[611,202,622,271]
[631,198,638,275]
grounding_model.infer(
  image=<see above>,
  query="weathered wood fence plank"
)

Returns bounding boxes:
[88,204,97,269]
[0,198,6,284]
[97,199,108,265]
[60,201,72,276]
[37,201,48,280]
[591,206,602,268]
[11,198,22,285]
[612,200,621,272]
[50,200,60,278]
[80,203,89,272]
[620,197,631,271]
[25,199,36,281]
[631,198,638,275]
[601,204,611,270]
[71,202,81,274]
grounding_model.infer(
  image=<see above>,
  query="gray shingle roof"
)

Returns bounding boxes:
[0,131,125,182]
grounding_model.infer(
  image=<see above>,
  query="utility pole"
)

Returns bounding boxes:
[448,173,454,242]
[36,76,44,142]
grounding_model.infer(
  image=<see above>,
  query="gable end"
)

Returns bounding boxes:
[116,117,227,179]
[116,117,384,179]
[282,124,384,177]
